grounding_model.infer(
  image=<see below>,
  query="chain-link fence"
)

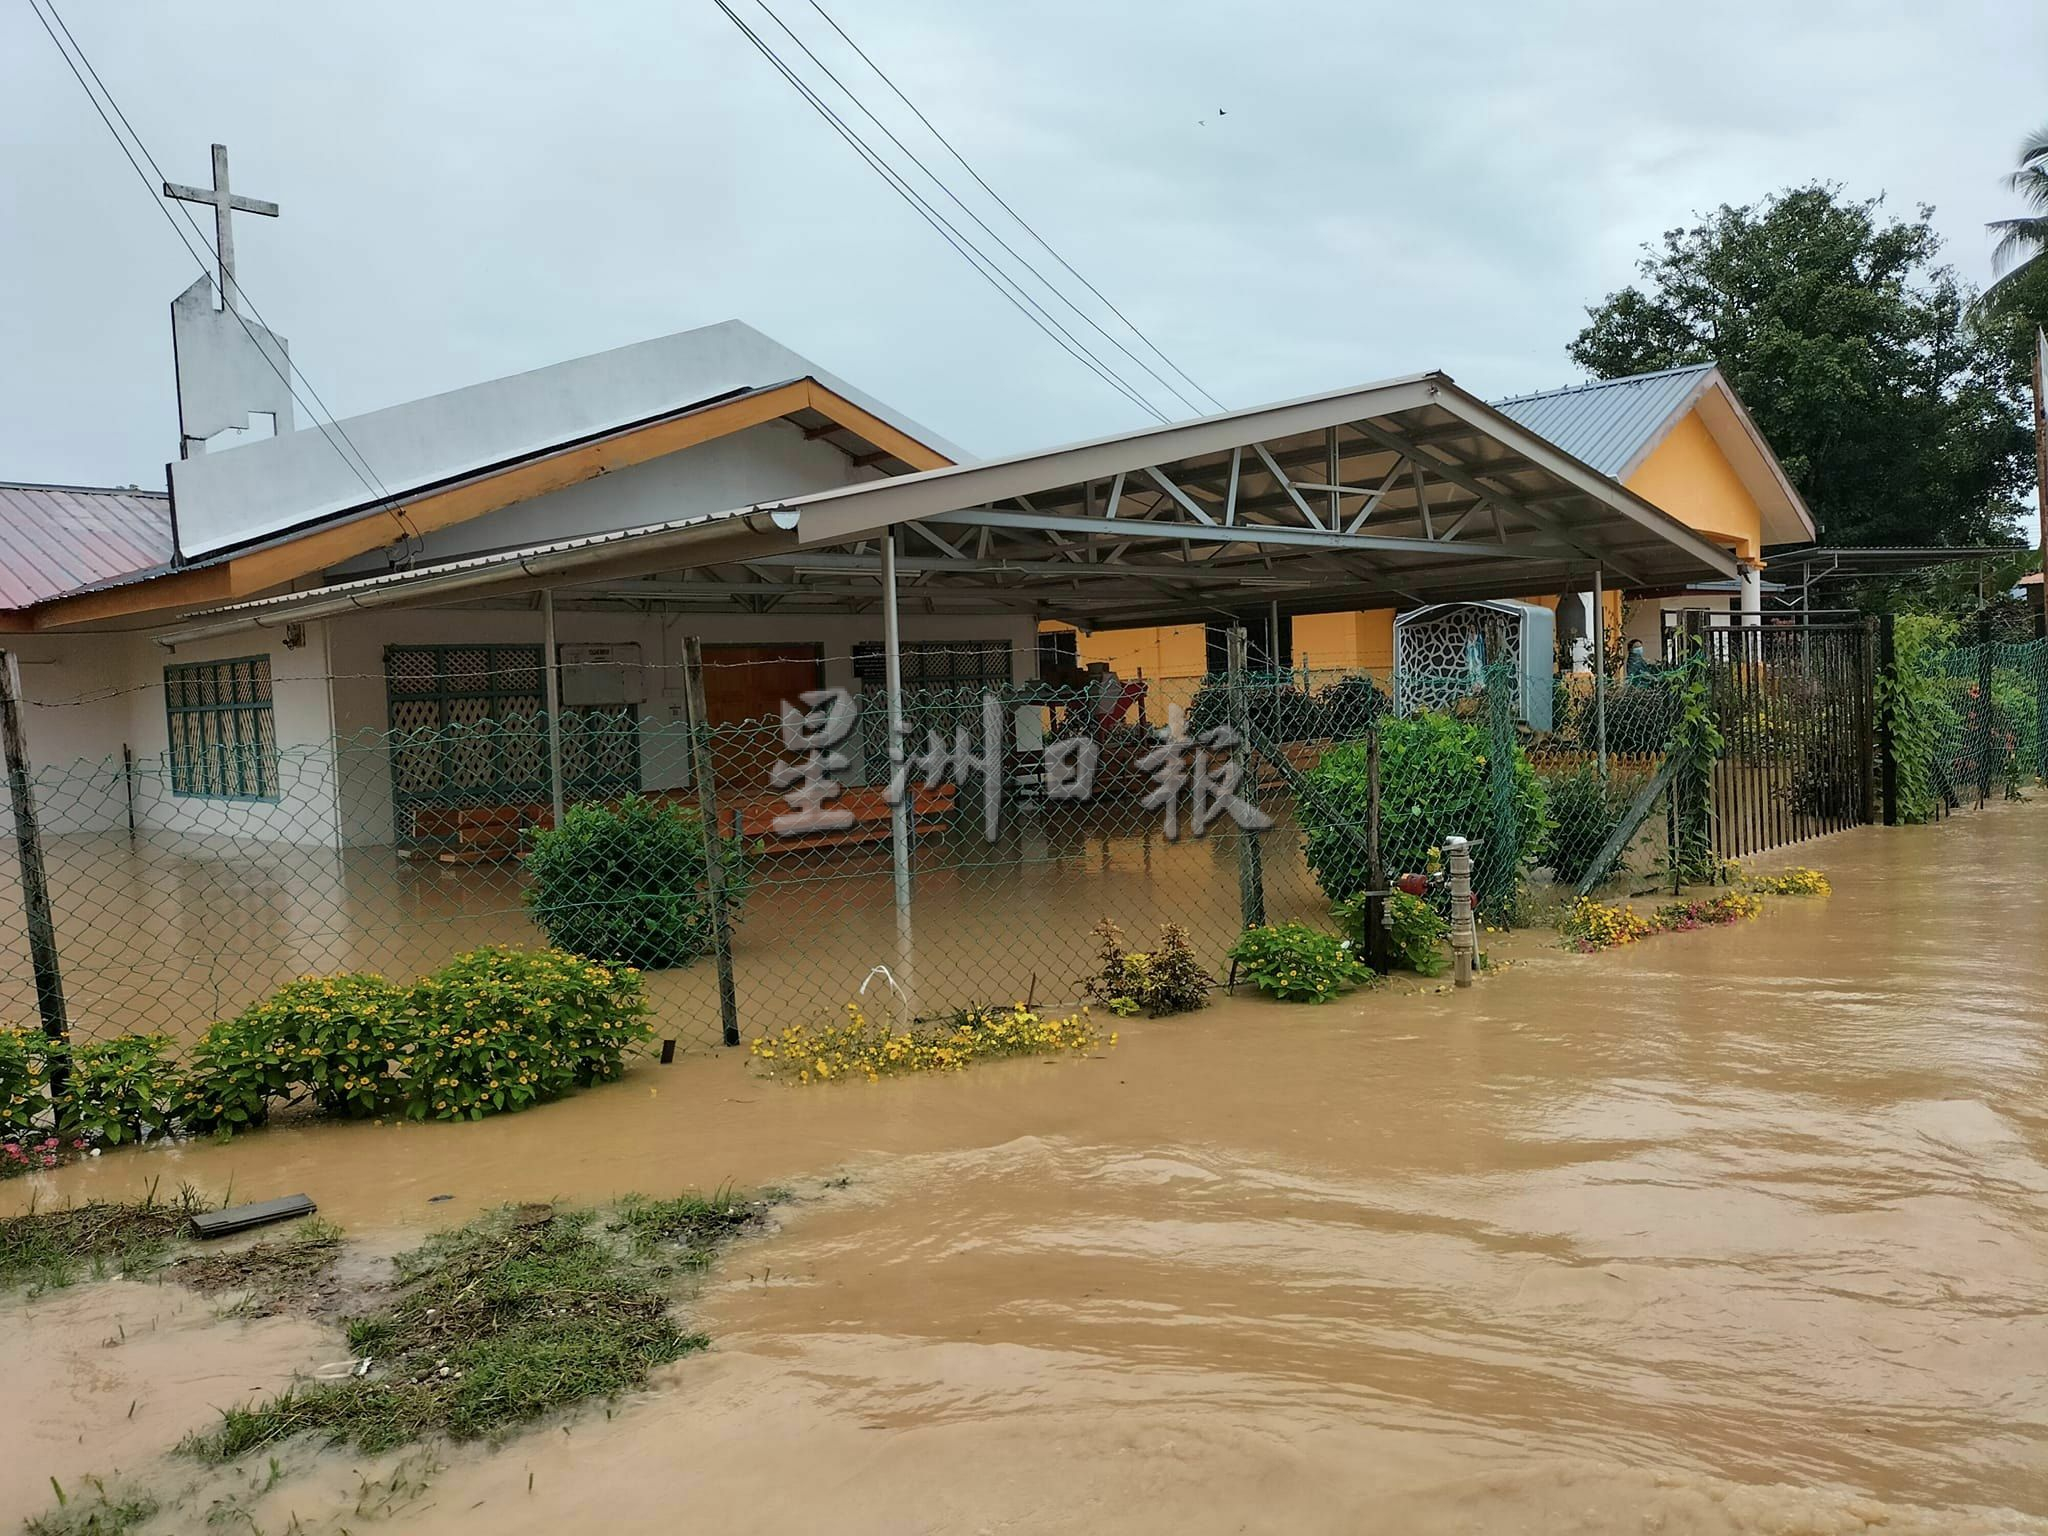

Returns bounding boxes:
[1,620,2041,1067]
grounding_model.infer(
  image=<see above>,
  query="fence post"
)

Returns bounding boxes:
[1482,628,1516,927]
[682,636,740,1049]
[1592,567,1608,778]
[1445,834,1475,988]
[1225,625,1265,929]
[1976,607,1994,809]
[1877,613,1898,826]
[1364,722,1388,970]
[0,650,70,1095]
[540,588,566,827]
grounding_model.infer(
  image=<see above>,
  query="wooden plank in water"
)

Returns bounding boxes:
[189,1193,317,1240]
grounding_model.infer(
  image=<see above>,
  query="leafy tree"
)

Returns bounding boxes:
[1571,185,2032,547]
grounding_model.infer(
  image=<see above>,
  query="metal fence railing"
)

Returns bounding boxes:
[0,623,2040,1066]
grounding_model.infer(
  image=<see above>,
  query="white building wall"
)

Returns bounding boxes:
[6,628,338,845]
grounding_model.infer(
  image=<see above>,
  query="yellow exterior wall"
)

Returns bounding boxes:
[1622,410,1761,560]
[1293,610,1396,673]
[1040,621,1209,678]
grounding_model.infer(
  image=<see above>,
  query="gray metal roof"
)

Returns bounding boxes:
[1492,364,1715,480]
[159,370,1740,647]
[0,482,173,611]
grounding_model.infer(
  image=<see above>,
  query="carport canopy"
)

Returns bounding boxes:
[158,370,1740,645]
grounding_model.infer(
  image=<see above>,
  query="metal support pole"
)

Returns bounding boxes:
[682,636,739,1048]
[1592,567,1608,779]
[881,530,914,1022]
[0,650,69,1093]
[540,588,566,826]
[1445,834,1475,989]
[1266,600,1282,672]
[1365,722,1387,970]
[1226,625,1266,929]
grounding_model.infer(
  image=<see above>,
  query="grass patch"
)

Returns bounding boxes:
[0,1184,209,1295]
[26,1476,158,1536]
[172,1218,345,1316]
[184,1194,770,1461]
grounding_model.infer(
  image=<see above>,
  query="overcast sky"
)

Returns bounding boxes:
[3,0,2044,532]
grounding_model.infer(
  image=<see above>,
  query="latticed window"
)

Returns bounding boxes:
[165,656,278,800]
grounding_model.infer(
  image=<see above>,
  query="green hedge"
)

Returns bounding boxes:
[3,946,650,1151]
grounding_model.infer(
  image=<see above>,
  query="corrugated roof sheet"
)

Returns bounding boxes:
[0,482,174,610]
[1492,363,1715,479]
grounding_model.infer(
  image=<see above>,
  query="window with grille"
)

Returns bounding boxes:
[851,639,1013,690]
[165,656,278,800]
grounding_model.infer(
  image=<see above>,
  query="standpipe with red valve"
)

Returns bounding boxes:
[1443,836,1477,988]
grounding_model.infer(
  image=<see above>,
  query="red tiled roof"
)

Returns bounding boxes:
[0,482,174,610]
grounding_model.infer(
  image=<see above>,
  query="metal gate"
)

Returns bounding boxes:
[385,644,641,846]
[1664,612,1875,860]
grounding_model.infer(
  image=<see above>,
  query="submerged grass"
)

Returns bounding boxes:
[0,1183,211,1295]
[185,1193,770,1462]
[172,1217,345,1316]
[25,1476,159,1536]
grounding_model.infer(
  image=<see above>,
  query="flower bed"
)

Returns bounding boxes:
[1559,888,1766,952]
[749,1003,1107,1084]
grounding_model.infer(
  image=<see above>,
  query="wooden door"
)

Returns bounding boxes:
[701,644,824,794]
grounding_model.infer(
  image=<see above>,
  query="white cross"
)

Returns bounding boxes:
[163,143,278,314]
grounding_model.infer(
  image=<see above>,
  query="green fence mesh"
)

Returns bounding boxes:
[0,630,2039,1060]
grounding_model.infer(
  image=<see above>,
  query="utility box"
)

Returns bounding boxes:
[558,642,644,707]
[1393,600,1554,731]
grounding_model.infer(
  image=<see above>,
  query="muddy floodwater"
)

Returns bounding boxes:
[6,804,2048,1533]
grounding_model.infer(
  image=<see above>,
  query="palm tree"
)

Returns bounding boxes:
[1985,124,2048,307]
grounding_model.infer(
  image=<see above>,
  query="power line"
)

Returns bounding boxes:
[801,0,1226,415]
[713,0,1172,424]
[27,0,422,558]
[750,0,1210,420]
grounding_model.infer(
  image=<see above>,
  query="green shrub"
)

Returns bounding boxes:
[55,1035,180,1146]
[181,973,409,1133]
[1082,920,1212,1017]
[1300,711,1545,922]
[1226,923,1373,1003]
[400,946,650,1122]
[1539,763,1650,887]
[1877,615,1960,823]
[1,1026,47,1139]
[524,797,748,970]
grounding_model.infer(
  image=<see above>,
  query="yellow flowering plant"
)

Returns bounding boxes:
[53,1033,181,1146]
[750,1001,1107,1085]
[1560,889,1764,952]
[181,972,410,1132]
[1558,896,1657,951]
[1225,923,1374,1003]
[0,1025,48,1141]
[400,946,650,1122]
[1747,867,1831,897]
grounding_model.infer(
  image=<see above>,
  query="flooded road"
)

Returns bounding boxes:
[6,803,2047,1532]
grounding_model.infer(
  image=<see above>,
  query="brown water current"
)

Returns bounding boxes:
[4,803,2047,1531]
